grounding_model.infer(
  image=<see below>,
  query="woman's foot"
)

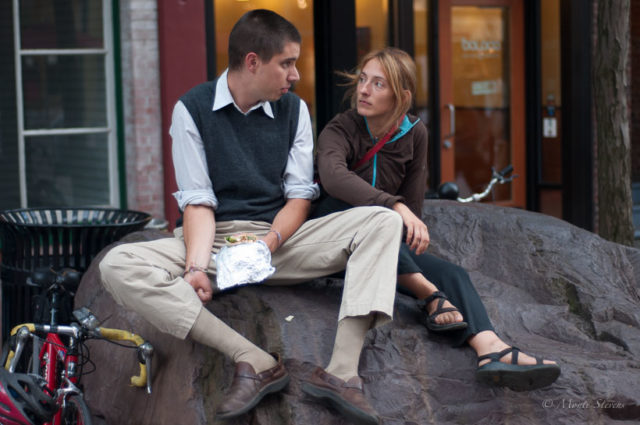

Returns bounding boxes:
[423,291,467,332]
[397,273,467,332]
[476,346,560,391]
[471,335,560,391]
[475,338,557,367]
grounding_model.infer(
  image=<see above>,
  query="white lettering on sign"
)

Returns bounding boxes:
[461,37,502,53]
[460,37,502,58]
[471,80,499,95]
[543,117,557,138]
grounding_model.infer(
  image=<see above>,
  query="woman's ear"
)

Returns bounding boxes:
[403,89,412,104]
[402,89,412,109]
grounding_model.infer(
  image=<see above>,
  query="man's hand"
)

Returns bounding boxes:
[184,270,213,303]
[261,198,311,253]
[392,202,430,255]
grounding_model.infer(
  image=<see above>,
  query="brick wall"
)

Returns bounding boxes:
[119,0,165,219]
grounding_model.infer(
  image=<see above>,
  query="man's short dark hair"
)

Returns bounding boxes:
[228,9,301,70]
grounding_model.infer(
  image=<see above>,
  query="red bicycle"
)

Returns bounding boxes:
[2,268,153,425]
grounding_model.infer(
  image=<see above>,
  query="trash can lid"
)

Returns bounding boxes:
[0,208,151,228]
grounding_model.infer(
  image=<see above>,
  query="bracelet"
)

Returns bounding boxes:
[268,229,282,245]
[183,265,208,277]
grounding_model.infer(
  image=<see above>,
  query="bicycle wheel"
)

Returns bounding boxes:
[60,394,93,425]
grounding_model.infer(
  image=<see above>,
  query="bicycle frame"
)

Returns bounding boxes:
[6,320,153,391]
[3,270,153,425]
[437,165,516,203]
[41,332,79,425]
[7,323,83,425]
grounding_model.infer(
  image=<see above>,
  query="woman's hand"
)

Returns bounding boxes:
[184,270,213,303]
[392,202,430,255]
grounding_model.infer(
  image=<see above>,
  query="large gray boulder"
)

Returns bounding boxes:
[75,201,640,424]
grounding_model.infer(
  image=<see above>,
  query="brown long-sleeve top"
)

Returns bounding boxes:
[317,109,429,217]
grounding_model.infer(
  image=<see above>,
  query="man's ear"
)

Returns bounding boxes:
[245,52,260,72]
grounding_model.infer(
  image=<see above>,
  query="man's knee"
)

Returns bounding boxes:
[367,206,403,233]
[98,244,131,284]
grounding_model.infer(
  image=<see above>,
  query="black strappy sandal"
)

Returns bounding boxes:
[476,346,561,391]
[423,291,468,333]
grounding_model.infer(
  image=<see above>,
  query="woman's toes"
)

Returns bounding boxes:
[428,299,463,325]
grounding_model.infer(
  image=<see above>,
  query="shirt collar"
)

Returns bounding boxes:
[363,114,419,144]
[212,69,274,118]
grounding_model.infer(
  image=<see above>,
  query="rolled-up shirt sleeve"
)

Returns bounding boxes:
[170,101,219,211]
[283,100,320,200]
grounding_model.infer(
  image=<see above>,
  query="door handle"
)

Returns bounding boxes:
[442,103,455,148]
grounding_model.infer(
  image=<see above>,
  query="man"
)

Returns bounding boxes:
[99,9,401,425]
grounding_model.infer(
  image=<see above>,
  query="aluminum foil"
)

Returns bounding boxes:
[215,240,275,290]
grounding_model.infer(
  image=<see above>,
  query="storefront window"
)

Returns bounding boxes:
[213,1,315,123]
[355,0,388,63]
[0,1,20,209]
[2,0,117,208]
[413,0,430,125]
[450,6,511,201]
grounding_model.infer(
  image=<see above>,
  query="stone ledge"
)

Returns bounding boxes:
[76,201,640,424]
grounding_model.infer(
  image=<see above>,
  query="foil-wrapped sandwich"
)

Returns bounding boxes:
[215,233,275,290]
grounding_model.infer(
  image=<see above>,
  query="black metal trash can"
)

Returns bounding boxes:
[0,208,151,339]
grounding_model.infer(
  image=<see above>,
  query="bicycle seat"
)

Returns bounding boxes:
[28,267,82,292]
[57,268,82,292]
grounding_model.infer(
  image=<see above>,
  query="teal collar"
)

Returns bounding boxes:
[364,115,420,144]
[362,115,420,187]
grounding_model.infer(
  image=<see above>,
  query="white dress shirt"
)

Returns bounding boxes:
[171,69,319,211]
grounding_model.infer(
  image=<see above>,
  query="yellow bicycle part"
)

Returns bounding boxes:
[95,327,148,388]
[4,324,36,369]
[3,323,148,389]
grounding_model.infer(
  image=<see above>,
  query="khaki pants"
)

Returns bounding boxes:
[99,206,402,339]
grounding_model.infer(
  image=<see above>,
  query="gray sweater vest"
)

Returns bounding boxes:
[180,80,300,223]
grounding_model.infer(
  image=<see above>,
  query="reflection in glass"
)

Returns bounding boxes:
[355,0,388,63]
[213,1,316,124]
[413,0,429,122]
[22,55,107,129]
[451,6,510,200]
[539,0,562,218]
[26,134,110,207]
[20,0,104,49]
[413,0,430,189]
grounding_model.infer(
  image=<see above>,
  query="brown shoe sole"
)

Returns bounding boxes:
[215,373,290,420]
[301,381,380,425]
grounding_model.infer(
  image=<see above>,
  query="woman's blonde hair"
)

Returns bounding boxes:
[341,47,417,134]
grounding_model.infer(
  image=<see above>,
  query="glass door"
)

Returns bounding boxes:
[438,0,525,207]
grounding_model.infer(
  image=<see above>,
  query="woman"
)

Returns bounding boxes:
[313,47,560,391]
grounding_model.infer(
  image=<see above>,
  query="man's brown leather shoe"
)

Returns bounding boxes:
[301,367,380,425]
[215,353,290,420]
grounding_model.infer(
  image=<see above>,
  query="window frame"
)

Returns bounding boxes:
[12,0,119,208]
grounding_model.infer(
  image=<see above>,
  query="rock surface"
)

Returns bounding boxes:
[75,201,640,424]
